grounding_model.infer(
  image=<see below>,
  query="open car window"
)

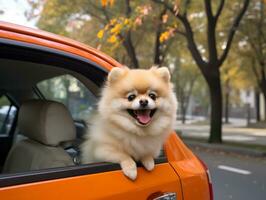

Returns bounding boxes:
[0,38,166,188]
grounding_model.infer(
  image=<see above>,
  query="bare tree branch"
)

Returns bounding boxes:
[183,0,191,16]
[178,15,208,69]
[122,0,139,68]
[160,36,176,64]
[175,29,186,36]
[204,0,218,64]
[125,0,131,17]
[214,0,225,22]
[85,2,109,23]
[251,57,261,86]
[152,0,207,69]
[204,0,214,19]
[249,36,263,62]
[154,7,167,65]
[218,0,250,66]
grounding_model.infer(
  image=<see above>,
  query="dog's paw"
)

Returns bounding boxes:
[141,156,154,171]
[120,159,137,180]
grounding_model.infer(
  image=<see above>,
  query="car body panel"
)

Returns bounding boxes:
[0,22,210,200]
[165,133,210,200]
[0,164,183,200]
[0,21,122,71]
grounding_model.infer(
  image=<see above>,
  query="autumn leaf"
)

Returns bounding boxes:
[162,14,168,23]
[159,31,170,43]
[107,35,117,43]
[97,29,104,39]
[101,0,108,7]
[109,0,115,6]
[96,44,102,50]
[124,18,129,25]
[110,23,122,35]
[101,0,115,7]
[173,0,180,16]
[110,18,117,25]
[159,26,176,43]
[134,17,142,26]
[142,5,151,15]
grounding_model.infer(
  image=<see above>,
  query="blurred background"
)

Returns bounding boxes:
[0,0,265,199]
[0,0,264,141]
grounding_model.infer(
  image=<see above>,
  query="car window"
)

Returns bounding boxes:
[0,95,17,136]
[37,74,97,121]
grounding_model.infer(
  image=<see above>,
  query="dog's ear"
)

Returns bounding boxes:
[153,67,170,82]
[108,66,129,83]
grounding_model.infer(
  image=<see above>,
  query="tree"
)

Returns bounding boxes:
[169,39,200,124]
[30,0,177,68]
[221,53,253,123]
[238,0,266,121]
[152,0,250,143]
[175,64,199,124]
[94,1,179,68]
[29,0,251,143]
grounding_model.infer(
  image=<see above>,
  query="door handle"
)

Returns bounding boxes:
[152,192,176,200]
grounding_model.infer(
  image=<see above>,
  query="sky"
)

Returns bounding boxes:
[0,0,36,28]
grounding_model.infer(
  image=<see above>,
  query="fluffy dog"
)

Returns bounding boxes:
[81,66,177,180]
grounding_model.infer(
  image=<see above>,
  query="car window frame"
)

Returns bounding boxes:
[0,38,167,188]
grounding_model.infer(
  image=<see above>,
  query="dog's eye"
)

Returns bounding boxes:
[149,93,157,100]
[127,94,136,101]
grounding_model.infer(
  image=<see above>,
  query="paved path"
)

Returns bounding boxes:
[176,120,266,146]
[190,145,266,200]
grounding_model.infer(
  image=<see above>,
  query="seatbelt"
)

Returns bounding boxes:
[60,141,81,165]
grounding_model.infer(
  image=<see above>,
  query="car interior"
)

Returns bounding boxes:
[0,58,100,174]
[0,42,166,183]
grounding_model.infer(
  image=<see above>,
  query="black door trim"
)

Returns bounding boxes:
[0,38,108,87]
[0,157,167,187]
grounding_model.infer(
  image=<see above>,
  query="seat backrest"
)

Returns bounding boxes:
[3,100,76,173]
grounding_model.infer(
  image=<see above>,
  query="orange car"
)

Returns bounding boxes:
[0,22,212,200]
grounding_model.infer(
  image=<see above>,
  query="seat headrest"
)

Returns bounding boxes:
[18,100,76,146]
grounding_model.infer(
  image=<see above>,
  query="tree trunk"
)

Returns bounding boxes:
[122,0,139,68]
[259,78,266,121]
[262,89,266,121]
[224,79,230,124]
[154,8,166,66]
[204,69,223,143]
[255,89,261,122]
[246,103,251,126]
[181,103,186,124]
[224,92,229,124]
[123,31,139,68]
[153,0,249,145]
[177,91,186,124]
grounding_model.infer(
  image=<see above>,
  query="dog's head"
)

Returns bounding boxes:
[99,66,177,135]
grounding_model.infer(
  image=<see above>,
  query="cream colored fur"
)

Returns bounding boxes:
[81,66,177,180]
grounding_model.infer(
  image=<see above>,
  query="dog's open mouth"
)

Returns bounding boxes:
[127,109,156,125]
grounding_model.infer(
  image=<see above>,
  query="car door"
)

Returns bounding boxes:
[0,27,182,200]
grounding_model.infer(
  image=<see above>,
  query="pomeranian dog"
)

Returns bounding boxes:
[81,66,177,180]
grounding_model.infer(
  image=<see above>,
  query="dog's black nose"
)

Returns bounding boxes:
[139,99,148,107]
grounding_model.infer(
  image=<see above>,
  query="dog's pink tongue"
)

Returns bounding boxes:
[136,110,151,124]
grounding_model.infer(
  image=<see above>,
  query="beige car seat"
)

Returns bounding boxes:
[3,100,76,173]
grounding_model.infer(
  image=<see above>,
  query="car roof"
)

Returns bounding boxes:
[0,21,122,69]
